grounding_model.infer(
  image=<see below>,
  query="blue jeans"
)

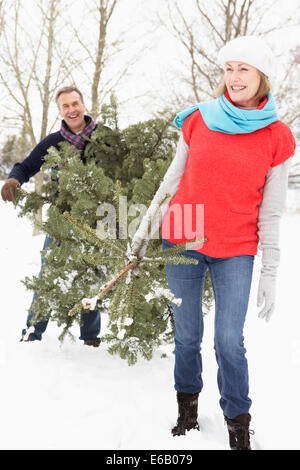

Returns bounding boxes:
[162,239,254,419]
[22,235,101,342]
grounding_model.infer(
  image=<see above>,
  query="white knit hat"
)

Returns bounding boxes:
[218,36,276,80]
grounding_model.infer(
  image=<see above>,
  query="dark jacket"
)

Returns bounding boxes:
[8,124,100,185]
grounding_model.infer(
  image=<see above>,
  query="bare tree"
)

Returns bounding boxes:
[0,0,82,232]
[159,0,258,103]
[275,46,300,129]
[157,0,300,189]
[160,0,299,105]
[91,0,118,118]
[70,0,139,120]
[0,0,4,33]
[279,46,300,189]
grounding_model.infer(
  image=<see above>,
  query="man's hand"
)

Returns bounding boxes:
[1,178,20,202]
[257,273,276,322]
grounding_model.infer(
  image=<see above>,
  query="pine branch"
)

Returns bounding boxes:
[68,261,137,317]
[67,233,207,318]
[62,211,125,256]
[14,187,53,213]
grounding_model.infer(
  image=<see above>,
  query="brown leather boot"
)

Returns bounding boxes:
[224,413,253,450]
[172,391,200,436]
[84,339,101,347]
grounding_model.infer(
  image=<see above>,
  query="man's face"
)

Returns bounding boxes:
[57,91,86,133]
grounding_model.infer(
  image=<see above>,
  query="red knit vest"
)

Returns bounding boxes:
[161,108,295,257]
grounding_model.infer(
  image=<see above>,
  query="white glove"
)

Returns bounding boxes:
[257,272,276,322]
[130,237,149,259]
[125,242,142,276]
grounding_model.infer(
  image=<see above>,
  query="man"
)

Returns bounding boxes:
[1,86,102,346]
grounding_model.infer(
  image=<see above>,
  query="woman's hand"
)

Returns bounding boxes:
[257,273,276,322]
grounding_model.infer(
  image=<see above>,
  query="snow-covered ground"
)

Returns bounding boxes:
[0,181,300,450]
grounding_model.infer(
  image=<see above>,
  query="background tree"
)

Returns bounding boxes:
[0,0,78,232]
[0,0,144,229]
[70,0,141,121]
[157,0,300,184]
[275,45,300,189]
[0,0,4,33]
[159,0,298,103]
[0,126,31,179]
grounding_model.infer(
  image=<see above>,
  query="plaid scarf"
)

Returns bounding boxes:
[60,115,97,150]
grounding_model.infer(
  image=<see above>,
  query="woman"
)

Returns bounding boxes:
[131,36,295,450]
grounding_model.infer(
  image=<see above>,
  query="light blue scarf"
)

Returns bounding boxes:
[174,92,279,134]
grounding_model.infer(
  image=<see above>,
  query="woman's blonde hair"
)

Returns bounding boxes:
[214,71,271,103]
